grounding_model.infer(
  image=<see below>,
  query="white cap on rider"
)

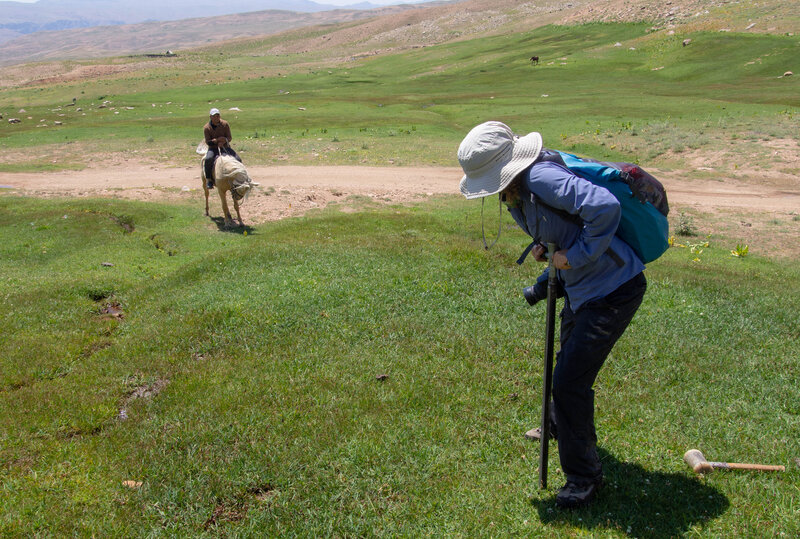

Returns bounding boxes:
[209,108,220,116]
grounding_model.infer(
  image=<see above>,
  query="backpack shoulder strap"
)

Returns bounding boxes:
[537,148,569,168]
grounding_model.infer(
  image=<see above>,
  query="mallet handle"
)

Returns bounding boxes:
[710,462,785,472]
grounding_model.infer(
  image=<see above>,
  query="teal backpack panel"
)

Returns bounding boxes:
[557,151,621,183]
[598,179,670,264]
[551,150,670,264]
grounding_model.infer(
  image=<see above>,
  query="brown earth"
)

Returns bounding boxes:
[2,164,460,222]
[3,161,797,215]
[3,158,798,258]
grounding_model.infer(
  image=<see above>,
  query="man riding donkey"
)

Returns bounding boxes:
[203,108,242,189]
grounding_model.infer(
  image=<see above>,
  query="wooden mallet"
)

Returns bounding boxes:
[684,449,785,474]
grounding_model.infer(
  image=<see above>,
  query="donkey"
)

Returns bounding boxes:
[201,154,256,227]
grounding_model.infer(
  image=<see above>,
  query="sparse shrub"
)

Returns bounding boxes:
[731,244,749,258]
[689,241,708,254]
[676,212,697,236]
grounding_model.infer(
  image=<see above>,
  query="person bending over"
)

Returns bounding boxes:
[457,121,647,509]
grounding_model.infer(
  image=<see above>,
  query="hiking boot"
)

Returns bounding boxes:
[524,426,557,442]
[555,480,601,509]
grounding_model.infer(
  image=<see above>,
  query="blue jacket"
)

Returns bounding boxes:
[508,161,645,312]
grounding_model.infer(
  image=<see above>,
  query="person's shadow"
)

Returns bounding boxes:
[533,448,729,537]
[210,217,256,235]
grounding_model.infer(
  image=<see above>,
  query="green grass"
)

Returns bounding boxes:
[1,195,798,536]
[1,17,799,536]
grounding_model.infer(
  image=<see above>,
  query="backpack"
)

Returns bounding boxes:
[533,149,670,264]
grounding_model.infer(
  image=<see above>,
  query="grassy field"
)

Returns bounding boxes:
[0,194,797,537]
[1,16,799,537]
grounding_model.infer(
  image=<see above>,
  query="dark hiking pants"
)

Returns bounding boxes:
[550,271,647,485]
[204,146,242,182]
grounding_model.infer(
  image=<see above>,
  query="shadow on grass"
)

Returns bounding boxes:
[534,448,729,537]
[209,216,256,235]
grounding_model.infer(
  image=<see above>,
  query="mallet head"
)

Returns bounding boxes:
[684,449,714,474]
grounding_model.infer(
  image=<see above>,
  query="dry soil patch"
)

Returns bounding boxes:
[3,163,798,256]
[4,163,798,210]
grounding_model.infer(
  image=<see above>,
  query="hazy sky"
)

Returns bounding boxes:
[8,0,422,4]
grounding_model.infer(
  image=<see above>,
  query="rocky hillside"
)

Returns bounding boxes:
[0,3,429,68]
[1,0,796,72]
[203,0,797,66]
[0,0,370,44]
[563,0,798,33]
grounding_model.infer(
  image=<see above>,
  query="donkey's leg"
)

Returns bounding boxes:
[201,168,210,216]
[233,197,243,227]
[203,183,210,217]
[218,189,234,227]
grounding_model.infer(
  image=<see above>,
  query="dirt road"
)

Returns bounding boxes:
[4,163,798,258]
[3,164,798,224]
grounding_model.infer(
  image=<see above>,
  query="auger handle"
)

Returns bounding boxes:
[538,243,558,490]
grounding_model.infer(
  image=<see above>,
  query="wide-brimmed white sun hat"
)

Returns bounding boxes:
[458,121,542,199]
[209,108,220,116]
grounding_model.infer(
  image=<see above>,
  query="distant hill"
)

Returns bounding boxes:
[0,2,441,67]
[0,0,795,69]
[0,0,407,44]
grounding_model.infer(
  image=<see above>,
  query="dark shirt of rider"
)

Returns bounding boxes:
[204,118,233,149]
